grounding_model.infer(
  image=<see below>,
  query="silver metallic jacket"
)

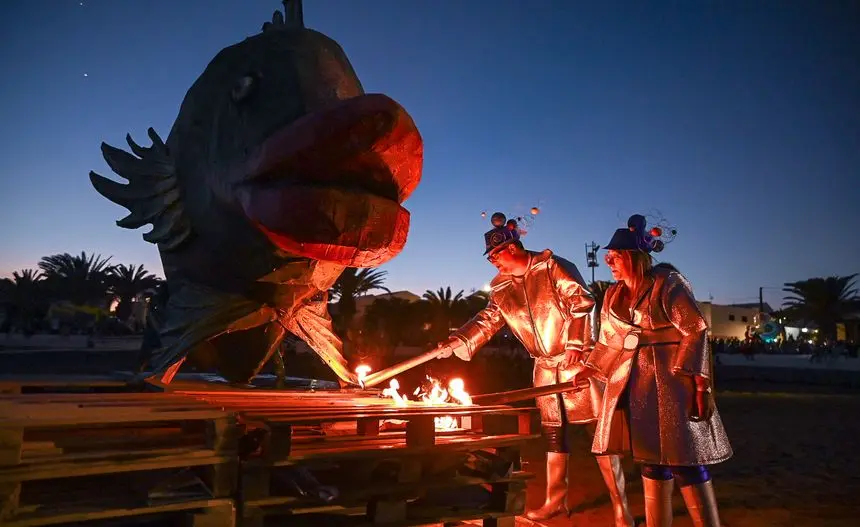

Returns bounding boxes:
[449,250,602,425]
[585,267,733,465]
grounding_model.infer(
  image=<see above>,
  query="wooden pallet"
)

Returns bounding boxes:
[0,393,239,526]
[0,375,136,395]
[178,390,539,527]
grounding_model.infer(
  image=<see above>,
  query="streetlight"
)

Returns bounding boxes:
[585,242,600,284]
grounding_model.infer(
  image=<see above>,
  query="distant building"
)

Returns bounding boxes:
[697,302,761,340]
[727,301,775,314]
[838,311,860,342]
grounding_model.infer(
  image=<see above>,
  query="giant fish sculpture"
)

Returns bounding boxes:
[89,0,423,386]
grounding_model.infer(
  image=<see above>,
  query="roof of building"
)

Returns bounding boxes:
[728,302,775,313]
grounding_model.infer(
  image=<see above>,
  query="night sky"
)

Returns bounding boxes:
[1,0,858,310]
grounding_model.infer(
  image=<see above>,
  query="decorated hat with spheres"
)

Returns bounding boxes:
[605,214,677,253]
[483,212,521,255]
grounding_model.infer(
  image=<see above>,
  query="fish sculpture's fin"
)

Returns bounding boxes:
[89,128,192,252]
[262,0,304,32]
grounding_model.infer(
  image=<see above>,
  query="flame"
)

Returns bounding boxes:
[379,376,472,430]
[382,379,409,407]
[355,365,371,389]
[384,376,474,430]
[448,378,472,406]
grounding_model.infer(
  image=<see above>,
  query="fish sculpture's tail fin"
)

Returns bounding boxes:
[263,0,304,32]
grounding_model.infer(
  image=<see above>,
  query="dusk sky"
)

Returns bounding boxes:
[1,0,858,310]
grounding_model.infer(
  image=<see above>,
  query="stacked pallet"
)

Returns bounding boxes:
[0,375,135,395]
[0,392,239,527]
[179,390,540,527]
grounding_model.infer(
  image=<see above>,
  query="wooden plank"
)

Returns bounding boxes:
[0,399,215,411]
[0,392,195,402]
[487,480,527,516]
[3,497,234,527]
[253,504,521,527]
[483,517,516,527]
[1,481,21,522]
[0,375,130,388]
[205,416,240,497]
[263,424,293,461]
[177,389,377,397]
[190,498,236,527]
[246,472,534,508]
[0,448,230,483]
[1,399,215,409]
[406,416,435,448]
[367,498,407,524]
[253,407,530,424]
[1,408,229,428]
[356,418,380,436]
[264,433,540,465]
[0,427,24,465]
[21,429,198,457]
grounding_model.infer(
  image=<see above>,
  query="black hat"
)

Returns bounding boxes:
[605,214,666,253]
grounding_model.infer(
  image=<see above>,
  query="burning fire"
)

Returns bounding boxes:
[380,376,472,430]
[355,365,372,388]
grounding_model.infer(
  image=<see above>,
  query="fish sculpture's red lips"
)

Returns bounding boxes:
[238,94,423,267]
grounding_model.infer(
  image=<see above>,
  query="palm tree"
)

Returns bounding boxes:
[330,268,390,331]
[108,264,162,322]
[589,280,615,317]
[1,269,46,333]
[38,252,114,306]
[457,290,490,323]
[782,274,859,342]
[423,286,466,340]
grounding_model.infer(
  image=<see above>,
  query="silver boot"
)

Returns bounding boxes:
[680,480,721,527]
[525,452,570,521]
[595,455,635,526]
[642,476,674,527]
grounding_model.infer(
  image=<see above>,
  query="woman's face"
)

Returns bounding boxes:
[605,250,634,283]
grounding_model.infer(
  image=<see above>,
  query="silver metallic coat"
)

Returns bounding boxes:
[450,250,602,425]
[585,267,733,465]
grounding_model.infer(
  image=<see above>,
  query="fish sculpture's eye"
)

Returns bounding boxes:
[231,73,258,103]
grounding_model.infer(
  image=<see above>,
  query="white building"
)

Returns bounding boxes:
[697,302,762,340]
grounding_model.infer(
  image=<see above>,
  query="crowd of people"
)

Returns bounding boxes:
[711,336,859,361]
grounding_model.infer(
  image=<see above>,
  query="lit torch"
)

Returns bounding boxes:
[355,365,371,389]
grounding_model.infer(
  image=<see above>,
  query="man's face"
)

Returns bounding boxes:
[487,243,517,273]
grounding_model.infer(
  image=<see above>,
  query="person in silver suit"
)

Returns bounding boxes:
[435,212,634,525]
[582,214,732,527]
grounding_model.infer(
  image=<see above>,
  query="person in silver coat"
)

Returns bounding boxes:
[582,215,732,527]
[435,213,634,525]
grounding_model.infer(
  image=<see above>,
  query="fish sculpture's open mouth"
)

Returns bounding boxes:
[237,94,423,267]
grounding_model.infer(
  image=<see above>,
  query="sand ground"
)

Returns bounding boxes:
[485,390,860,527]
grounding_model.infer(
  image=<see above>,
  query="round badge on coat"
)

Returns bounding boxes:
[623,333,640,350]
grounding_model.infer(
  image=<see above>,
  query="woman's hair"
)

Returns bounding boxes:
[628,250,653,279]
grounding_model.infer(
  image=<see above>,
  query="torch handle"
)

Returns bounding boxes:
[361,348,442,388]
[470,379,590,406]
